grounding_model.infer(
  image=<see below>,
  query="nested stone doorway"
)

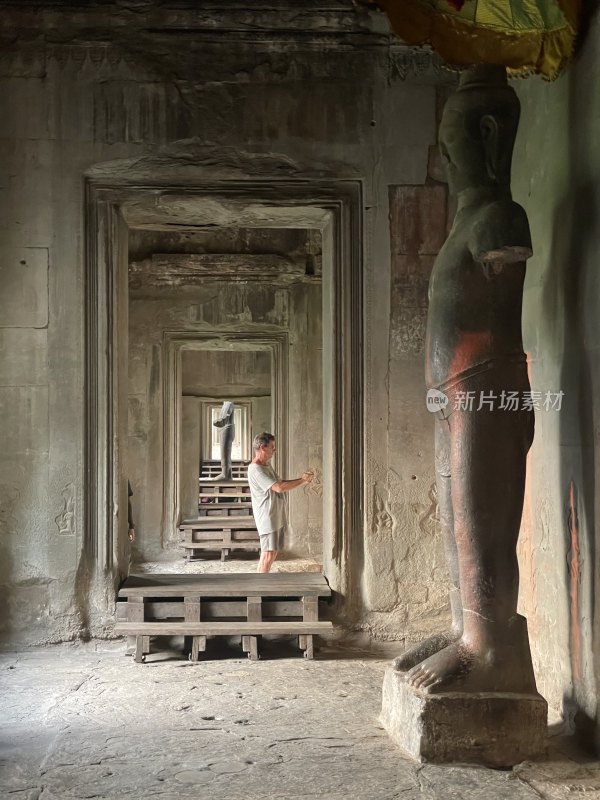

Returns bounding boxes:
[128,242,323,568]
[85,168,363,614]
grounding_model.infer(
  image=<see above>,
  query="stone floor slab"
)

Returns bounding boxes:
[0,647,597,800]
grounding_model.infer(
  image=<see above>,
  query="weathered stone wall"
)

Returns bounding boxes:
[0,2,449,646]
[511,21,600,744]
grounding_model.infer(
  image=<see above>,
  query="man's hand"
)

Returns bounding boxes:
[302,471,314,484]
[128,528,136,542]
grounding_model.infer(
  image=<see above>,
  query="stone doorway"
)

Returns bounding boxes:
[85,163,364,614]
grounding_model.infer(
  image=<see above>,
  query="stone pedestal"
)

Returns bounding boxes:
[381,667,547,767]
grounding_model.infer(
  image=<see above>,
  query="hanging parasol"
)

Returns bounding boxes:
[362,0,581,79]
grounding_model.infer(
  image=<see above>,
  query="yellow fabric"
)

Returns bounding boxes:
[365,0,580,79]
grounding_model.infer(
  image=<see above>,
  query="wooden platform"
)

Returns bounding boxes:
[197,502,253,517]
[180,515,260,561]
[200,460,248,481]
[116,572,332,662]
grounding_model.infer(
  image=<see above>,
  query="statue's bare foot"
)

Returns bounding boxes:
[405,639,476,693]
[392,630,461,672]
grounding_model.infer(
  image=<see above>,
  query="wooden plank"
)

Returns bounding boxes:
[116,600,303,621]
[182,542,259,550]
[184,530,259,542]
[198,490,252,500]
[119,573,331,598]
[181,518,257,528]
[122,572,329,587]
[199,482,249,488]
[194,503,253,510]
[115,621,333,635]
[193,504,253,513]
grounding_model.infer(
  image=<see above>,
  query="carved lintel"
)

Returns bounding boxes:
[129,253,321,286]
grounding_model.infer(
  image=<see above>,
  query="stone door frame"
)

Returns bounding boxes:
[85,176,364,604]
[163,331,288,547]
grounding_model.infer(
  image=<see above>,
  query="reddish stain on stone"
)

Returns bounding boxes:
[389,185,448,256]
[447,332,493,377]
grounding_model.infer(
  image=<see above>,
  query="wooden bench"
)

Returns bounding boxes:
[180,516,260,561]
[116,573,332,662]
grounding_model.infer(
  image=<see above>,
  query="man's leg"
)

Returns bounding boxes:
[257,550,277,573]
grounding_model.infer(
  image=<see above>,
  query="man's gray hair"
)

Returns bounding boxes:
[253,432,275,451]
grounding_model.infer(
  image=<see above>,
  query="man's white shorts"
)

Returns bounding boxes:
[259,526,286,553]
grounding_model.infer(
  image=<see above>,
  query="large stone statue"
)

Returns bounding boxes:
[394,66,538,697]
[213,401,235,481]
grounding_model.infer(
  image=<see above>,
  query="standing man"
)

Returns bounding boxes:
[248,432,314,573]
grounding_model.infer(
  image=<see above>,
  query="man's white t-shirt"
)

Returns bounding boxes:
[247,463,287,534]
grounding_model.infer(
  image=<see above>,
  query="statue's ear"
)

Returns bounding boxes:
[480,114,499,181]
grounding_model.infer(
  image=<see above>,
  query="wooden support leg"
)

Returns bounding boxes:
[128,597,146,662]
[304,635,314,660]
[190,635,206,662]
[222,528,232,562]
[135,636,145,663]
[242,635,259,661]
[301,595,319,659]
[246,597,262,661]
[185,596,201,658]
[248,636,259,661]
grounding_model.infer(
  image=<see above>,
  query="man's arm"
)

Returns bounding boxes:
[272,472,314,493]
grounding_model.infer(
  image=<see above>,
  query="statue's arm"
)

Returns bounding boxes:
[213,418,227,428]
[468,200,533,265]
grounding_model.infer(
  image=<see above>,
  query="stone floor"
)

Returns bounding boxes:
[134,554,322,575]
[2,643,599,800]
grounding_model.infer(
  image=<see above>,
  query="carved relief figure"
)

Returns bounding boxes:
[394,66,538,695]
[55,483,75,536]
[213,401,235,481]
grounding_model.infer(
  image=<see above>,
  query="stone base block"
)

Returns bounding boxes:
[381,667,547,767]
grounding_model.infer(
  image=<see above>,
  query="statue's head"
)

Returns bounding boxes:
[439,65,520,196]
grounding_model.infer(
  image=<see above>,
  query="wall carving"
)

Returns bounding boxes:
[416,481,439,537]
[372,483,394,540]
[55,483,76,536]
[0,484,20,535]
[304,467,324,499]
